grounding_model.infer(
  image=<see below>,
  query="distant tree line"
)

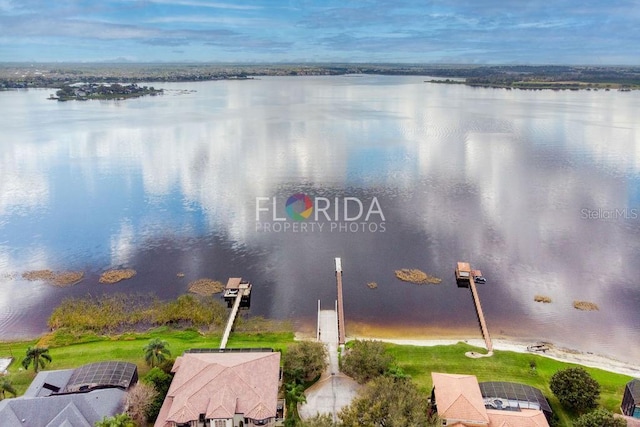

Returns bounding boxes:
[2,64,639,89]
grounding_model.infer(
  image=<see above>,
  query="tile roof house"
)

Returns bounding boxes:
[0,361,137,427]
[431,373,550,427]
[155,350,281,427]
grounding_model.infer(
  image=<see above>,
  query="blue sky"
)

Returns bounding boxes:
[0,0,638,64]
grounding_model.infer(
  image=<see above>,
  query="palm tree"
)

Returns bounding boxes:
[0,378,17,400]
[143,338,171,368]
[21,346,52,373]
[284,381,307,426]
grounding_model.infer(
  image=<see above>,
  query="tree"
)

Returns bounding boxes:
[283,341,328,383]
[0,378,17,399]
[550,367,600,414]
[284,382,307,427]
[339,376,438,427]
[574,408,627,427]
[143,338,171,368]
[126,382,157,426]
[143,367,174,422]
[21,346,52,373]
[340,340,393,384]
[94,413,136,427]
[301,413,338,427]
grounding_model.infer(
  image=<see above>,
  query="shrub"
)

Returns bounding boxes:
[341,340,394,384]
[283,341,327,383]
[550,367,600,414]
[574,408,627,427]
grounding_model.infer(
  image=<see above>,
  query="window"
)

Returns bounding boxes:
[214,420,226,427]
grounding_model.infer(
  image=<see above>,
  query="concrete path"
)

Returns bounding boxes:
[298,310,360,422]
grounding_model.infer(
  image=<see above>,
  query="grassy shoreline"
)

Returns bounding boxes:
[385,342,632,426]
[1,328,632,426]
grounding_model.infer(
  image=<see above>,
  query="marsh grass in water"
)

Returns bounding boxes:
[394,269,442,285]
[99,269,136,284]
[22,270,84,287]
[534,295,553,303]
[48,293,228,332]
[574,301,599,311]
[188,278,225,296]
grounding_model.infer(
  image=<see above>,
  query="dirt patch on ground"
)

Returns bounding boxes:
[394,269,442,285]
[22,270,84,287]
[574,300,599,311]
[99,269,137,284]
[188,278,225,296]
[534,295,552,303]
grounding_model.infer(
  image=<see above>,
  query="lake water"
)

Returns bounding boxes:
[1,76,639,363]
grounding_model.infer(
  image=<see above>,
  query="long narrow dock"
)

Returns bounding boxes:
[335,258,346,345]
[455,262,492,353]
[469,278,493,352]
[219,278,252,349]
[220,293,242,349]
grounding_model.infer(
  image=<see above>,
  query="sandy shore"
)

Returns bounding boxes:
[350,335,640,378]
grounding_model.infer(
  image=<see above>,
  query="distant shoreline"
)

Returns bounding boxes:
[1,63,638,91]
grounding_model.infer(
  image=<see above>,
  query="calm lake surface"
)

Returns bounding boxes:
[1,76,639,363]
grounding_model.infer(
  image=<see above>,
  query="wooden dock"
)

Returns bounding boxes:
[220,293,242,349]
[335,258,346,345]
[456,262,492,353]
[219,278,252,350]
[469,278,493,352]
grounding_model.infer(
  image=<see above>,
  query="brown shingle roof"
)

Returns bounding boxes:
[154,351,280,427]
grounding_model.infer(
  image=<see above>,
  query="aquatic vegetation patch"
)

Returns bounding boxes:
[534,295,552,303]
[99,269,136,284]
[188,278,225,296]
[48,293,228,332]
[22,270,84,287]
[573,301,599,311]
[394,269,442,285]
[367,282,378,289]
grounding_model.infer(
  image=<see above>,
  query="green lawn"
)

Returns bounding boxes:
[0,327,295,396]
[1,332,632,427]
[385,342,632,426]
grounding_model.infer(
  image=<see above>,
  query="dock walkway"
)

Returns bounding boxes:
[219,293,242,349]
[469,278,493,353]
[335,258,346,345]
[299,301,360,422]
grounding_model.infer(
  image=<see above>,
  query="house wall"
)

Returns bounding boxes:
[622,385,637,417]
[245,419,276,427]
[209,419,232,427]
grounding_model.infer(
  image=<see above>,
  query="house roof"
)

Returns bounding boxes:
[487,409,549,427]
[457,262,471,273]
[0,388,126,427]
[24,369,75,397]
[432,373,550,427]
[155,351,280,427]
[432,372,489,424]
[627,379,640,402]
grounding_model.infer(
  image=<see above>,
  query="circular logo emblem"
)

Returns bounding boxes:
[285,193,313,221]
